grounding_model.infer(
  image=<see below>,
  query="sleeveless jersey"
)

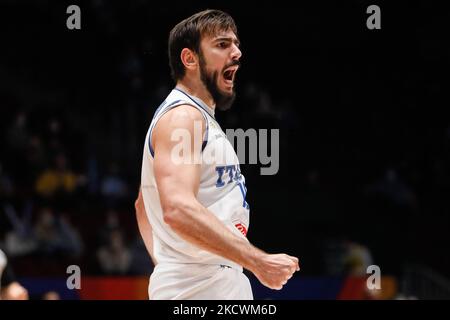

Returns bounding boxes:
[140,88,250,271]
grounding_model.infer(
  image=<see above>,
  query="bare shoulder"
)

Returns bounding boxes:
[160,104,204,125]
[155,104,205,134]
[152,104,206,146]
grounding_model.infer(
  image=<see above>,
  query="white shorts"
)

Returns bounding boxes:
[149,263,253,300]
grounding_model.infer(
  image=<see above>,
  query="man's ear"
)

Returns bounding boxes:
[180,48,198,71]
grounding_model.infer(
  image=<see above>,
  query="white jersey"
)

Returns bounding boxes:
[140,88,250,272]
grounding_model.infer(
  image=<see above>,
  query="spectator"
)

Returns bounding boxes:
[96,230,131,275]
[35,153,79,198]
[33,208,83,258]
[323,237,374,277]
[3,202,37,257]
[57,213,84,258]
[42,291,61,300]
[100,162,128,206]
[98,209,121,246]
[33,208,61,255]
[342,240,374,276]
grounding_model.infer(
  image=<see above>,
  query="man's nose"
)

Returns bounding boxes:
[231,43,242,61]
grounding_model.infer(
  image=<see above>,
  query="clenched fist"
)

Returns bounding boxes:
[251,253,300,290]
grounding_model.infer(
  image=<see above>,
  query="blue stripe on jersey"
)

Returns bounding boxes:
[237,180,249,209]
[148,99,183,157]
[201,117,209,152]
[173,88,215,119]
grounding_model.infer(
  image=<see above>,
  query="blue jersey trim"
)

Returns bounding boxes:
[173,88,215,119]
[148,99,183,157]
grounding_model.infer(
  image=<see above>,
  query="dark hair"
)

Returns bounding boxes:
[168,9,238,82]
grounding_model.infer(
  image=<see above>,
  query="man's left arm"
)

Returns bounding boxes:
[135,187,157,265]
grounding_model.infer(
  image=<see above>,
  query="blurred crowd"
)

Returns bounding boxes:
[0,79,297,277]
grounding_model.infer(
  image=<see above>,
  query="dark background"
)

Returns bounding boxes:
[0,0,449,290]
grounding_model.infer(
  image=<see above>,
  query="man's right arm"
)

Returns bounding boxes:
[152,105,299,290]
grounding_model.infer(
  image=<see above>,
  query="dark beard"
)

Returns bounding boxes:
[199,52,236,111]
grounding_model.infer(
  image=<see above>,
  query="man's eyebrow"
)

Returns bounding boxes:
[213,37,240,47]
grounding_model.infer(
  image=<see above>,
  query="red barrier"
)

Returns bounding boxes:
[79,276,149,300]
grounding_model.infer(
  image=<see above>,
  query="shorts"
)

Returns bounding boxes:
[149,263,253,300]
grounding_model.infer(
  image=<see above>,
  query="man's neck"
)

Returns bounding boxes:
[176,78,215,111]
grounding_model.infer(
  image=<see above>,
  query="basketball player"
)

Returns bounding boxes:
[136,9,299,300]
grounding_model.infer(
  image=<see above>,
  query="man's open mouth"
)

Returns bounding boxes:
[223,66,238,84]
